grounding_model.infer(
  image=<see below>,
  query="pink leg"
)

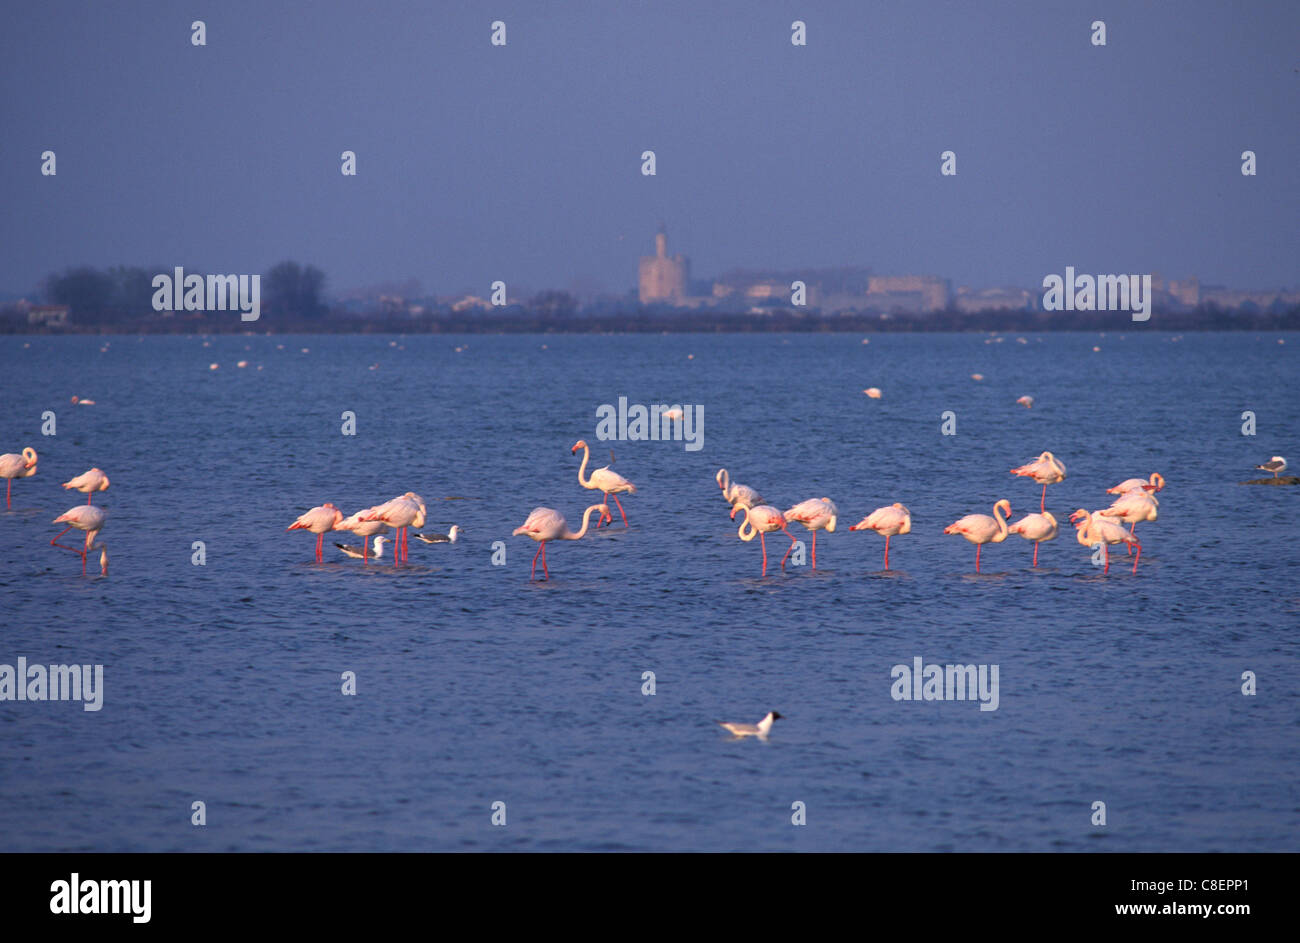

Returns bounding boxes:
[1103,544,1110,574]
[884,535,891,570]
[530,543,542,579]
[316,533,324,562]
[810,531,817,569]
[597,493,609,527]
[541,542,549,579]
[51,526,72,546]
[1132,542,1141,574]
[5,479,10,509]
[612,494,628,528]
[780,527,797,569]
[759,532,768,577]
[1127,522,1136,554]
[1032,541,1039,567]
[975,543,982,573]
[1040,484,1046,513]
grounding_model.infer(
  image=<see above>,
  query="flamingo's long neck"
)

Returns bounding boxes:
[735,508,757,541]
[993,502,1009,539]
[719,469,732,501]
[576,445,593,488]
[565,504,604,540]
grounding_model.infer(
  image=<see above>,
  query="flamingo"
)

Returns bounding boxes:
[511,504,607,580]
[1255,457,1287,479]
[1106,472,1165,494]
[730,501,798,577]
[849,503,912,569]
[1016,395,1034,408]
[784,498,838,569]
[360,493,426,562]
[335,535,389,561]
[287,503,343,562]
[62,468,110,504]
[1007,511,1058,567]
[0,447,37,509]
[572,439,637,528]
[50,505,108,575]
[334,510,391,564]
[1100,490,1158,550]
[717,711,783,740]
[943,499,1012,572]
[716,468,763,508]
[1010,451,1067,511]
[1071,509,1141,574]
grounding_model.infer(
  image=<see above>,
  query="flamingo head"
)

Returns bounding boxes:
[22,447,38,467]
[1150,473,1165,491]
[995,499,1012,517]
[730,501,750,521]
[715,469,727,489]
[1069,509,1090,524]
[571,439,588,454]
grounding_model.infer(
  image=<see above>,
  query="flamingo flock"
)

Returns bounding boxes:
[0,448,114,575]
[286,492,462,566]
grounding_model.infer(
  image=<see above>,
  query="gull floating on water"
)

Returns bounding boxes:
[336,535,389,560]
[717,711,784,740]
[414,526,460,544]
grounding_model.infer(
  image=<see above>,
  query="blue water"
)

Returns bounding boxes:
[1,331,1296,852]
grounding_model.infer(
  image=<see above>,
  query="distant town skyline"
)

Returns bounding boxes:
[2,1,1297,298]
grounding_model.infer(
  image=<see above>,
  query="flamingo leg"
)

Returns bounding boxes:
[975,543,982,573]
[596,493,609,528]
[1103,544,1110,574]
[1127,522,1136,554]
[315,533,324,562]
[51,526,72,546]
[1032,541,1039,567]
[612,494,628,528]
[530,543,542,580]
[884,534,891,570]
[4,479,10,509]
[541,541,549,580]
[1132,542,1141,574]
[86,493,93,505]
[759,531,768,577]
[1040,483,1047,512]
[780,528,797,569]
[810,531,817,570]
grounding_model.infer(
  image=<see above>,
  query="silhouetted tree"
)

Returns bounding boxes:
[265,261,328,319]
[44,266,115,322]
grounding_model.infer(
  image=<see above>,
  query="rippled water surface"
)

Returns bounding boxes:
[1,331,1296,851]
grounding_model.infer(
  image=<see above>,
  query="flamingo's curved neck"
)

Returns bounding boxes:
[566,504,604,540]
[718,469,732,500]
[993,502,1009,538]
[735,507,756,541]
[576,444,593,488]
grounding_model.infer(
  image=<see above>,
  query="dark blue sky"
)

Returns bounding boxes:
[2,1,1296,297]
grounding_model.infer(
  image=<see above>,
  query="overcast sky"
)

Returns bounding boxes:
[2,1,1296,297]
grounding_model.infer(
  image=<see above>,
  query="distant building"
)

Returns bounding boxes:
[865,275,949,312]
[27,304,69,326]
[639,228,690,304]
[953,286,1032,313]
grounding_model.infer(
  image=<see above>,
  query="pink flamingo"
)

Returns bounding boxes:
[849,503,912,569]
[943,499,1012,572]
[50,505,108,575]
[1007,511,1058,567]
[1071,509,1141,574]
[784,498,838,569]
[716,469,763,508]
[0,447,37,509]
[62,467,110,504]
[511,504,608,580]
[335,509,391,565]
[731,501,798,577]
[1010,451,1066,511]
[287,503,343,562]
[572,440,637,528]
[360,493,426,562]
[1106,472,1165,494]
[1100,490,1157,552]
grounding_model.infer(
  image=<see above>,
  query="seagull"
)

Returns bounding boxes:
[414,526,460,544]
[1256,456,1287,478]
[335,535,389,560]
[717,711,783,740]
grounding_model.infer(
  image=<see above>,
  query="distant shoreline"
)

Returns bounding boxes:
[3,307,1297,336]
